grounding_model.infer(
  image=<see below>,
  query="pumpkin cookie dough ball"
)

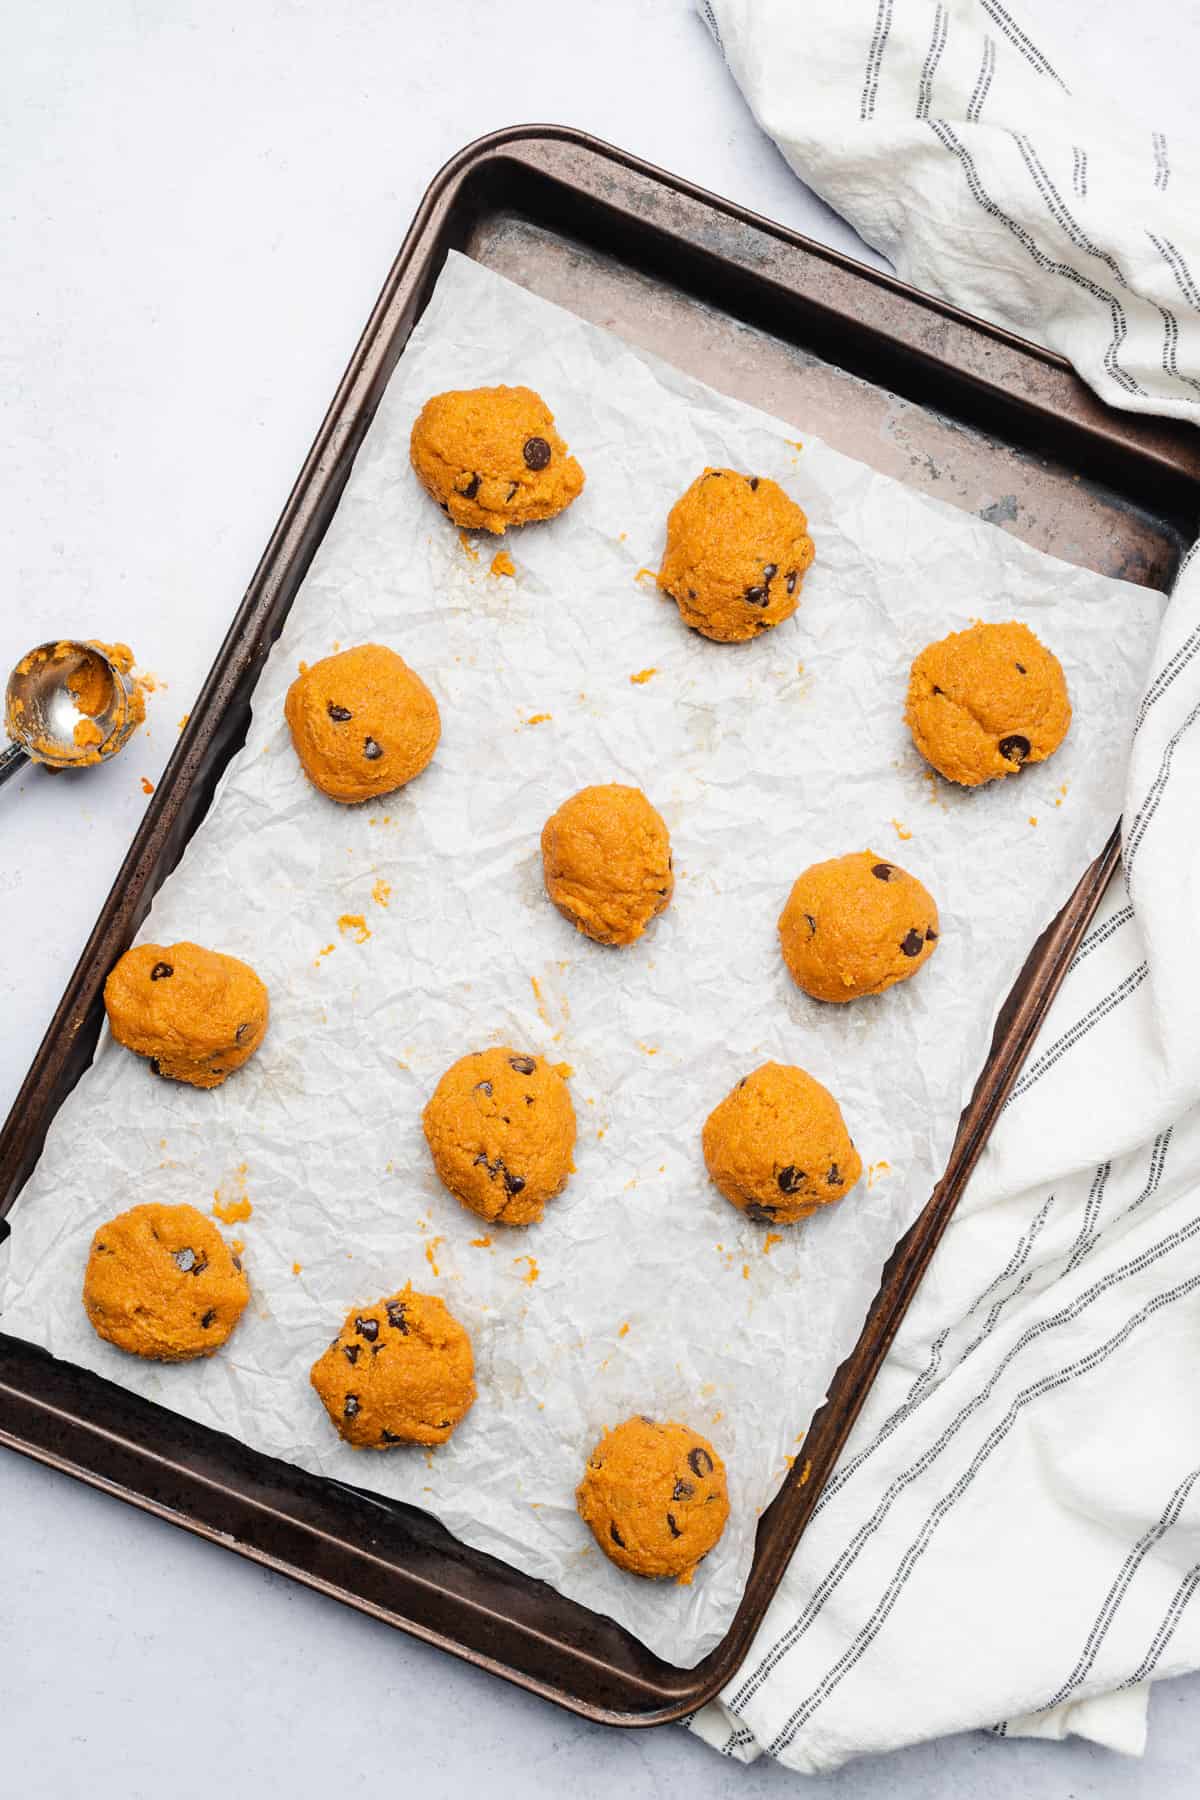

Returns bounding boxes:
[703,1062,862,1225]
[422,1048,577,1227]
[284,643,440,805]
[83,1202,249,1361]
[541,783,673,947]
[310,1285,475,1449]
[656,467,815,643]
[410,384,585,534]
[779,850,939,1003]
[905,620,1071,787]
[577,1416,729,1584]
[104,941,269,1089]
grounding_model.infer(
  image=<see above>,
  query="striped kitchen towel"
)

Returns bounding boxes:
[698,0,1200,422]
[691,0,1200,1771]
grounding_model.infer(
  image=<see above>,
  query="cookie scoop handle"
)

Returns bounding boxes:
[0,740,29,790]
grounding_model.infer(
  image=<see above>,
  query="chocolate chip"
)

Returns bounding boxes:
[786,570,797,594]
[688,1446,715,1478]
[524,1093,534,1105]
[926,926,938,942]
[437,1419,452,1430]
[355,1316,379,1341]
[235,1022,252,1044]
[777,1166,805,1194]
[827,1164,841,1186]
[502,1168,526,1196]
[744,586,769,606]
[872,863,893,881]
[380,1429,403,1444]
[474,1080,493,1096]
[192,1259,208,1278]
[509,1055,536,1075]
[999,734,1031,765]
[523,436,551,470]
[748,477,759,491]
[762,563,778,581]
[343,1343,360,1365]
[506,481,519,502]
[439,501,450,513]
[1015,661,1027,674]
[688,588,696,599]
[344,1395,360,1419]
[327,702,352,722]
[609,1522,626,1548]
[744,1201,777,1223]
[805,913,817,936]
[461,473,481,499]
[232,1255,243,1273]
[173,1248,196,1272]
[150,962,173,981]
[672,1478,695,1501]
[363,736,383,760]
[371,1343,384,1356]
[94,1242,112,1255]
[666,1513,682,1538]
[640,1415,657,1426]
[150,1058,164,1077]
[385,1300,408,1332]
[737,1077,747,1088]
[474,1151,495,1175]
[900,929,925,957]
[932,684,944,696]
[200,1309,217,1328]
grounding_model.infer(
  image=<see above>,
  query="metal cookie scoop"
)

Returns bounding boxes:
[1,640,142,789]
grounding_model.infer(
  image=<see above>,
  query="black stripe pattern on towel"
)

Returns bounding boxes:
[699,0,1200,425]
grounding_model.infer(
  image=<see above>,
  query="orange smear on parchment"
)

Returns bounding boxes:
[212,1195,252,1225]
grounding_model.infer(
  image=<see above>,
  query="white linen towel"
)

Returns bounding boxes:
[689,0,1200,1770]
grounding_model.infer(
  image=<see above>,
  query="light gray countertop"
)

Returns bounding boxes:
[2,3,1195,1792]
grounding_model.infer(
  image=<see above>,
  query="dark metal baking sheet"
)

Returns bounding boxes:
[2,127,1197,1727]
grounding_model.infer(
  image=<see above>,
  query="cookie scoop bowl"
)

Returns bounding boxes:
[1,638,144,788]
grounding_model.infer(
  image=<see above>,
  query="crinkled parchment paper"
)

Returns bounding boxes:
[0,252,1162,1665]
